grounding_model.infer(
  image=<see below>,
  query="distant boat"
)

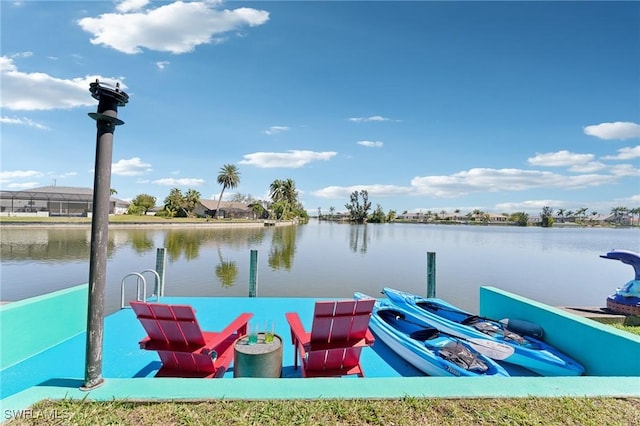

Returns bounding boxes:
[382,287,585,377]
[600,249,640,316]
[354,292,510,377]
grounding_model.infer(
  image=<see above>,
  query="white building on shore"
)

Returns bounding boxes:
[0,186,129,217]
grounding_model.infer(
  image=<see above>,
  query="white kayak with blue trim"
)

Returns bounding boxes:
[383,287,585,377]
[354,292,510,377]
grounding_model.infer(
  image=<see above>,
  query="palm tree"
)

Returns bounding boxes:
[282,178,298,214]
[184,189,201,217]
[269,179,285,203]
[610,206,629,225]
[215,164,240,218]
[540,206,554,227]
[631,207,640,226]
[575,207,588,223]
[269,179,285,219]
[269,178,298,219]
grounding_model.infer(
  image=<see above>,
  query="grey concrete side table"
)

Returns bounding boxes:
[233,333,283,378]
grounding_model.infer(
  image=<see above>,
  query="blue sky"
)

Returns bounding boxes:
[1,1,639,216]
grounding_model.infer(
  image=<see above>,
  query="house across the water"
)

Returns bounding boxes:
[194,199,262,220]
[0,186,129,217]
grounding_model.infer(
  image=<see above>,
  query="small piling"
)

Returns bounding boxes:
[426,252,436,298]
[155,248,166,296]
[249,249,258,297]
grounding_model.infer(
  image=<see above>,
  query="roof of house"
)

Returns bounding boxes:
[198,200,253,211]
[18,186,94,195]
[0,186,128,204]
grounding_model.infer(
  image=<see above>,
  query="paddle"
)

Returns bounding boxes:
[389,312,515,360]
[417,301,544,338]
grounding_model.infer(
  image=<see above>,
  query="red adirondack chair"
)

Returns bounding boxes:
[285,299,375,378]
[131,301,252,378]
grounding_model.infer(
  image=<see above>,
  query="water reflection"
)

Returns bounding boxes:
[161,228,269,262]
[1,228,102,262]
[215,247,238,288]
[4,224,637,314]
[129,230,155,253]
[268,225,297,270]
[349,225,369,254]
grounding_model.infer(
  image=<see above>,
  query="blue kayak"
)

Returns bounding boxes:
[354,292,510,377]
[383,287,585,377]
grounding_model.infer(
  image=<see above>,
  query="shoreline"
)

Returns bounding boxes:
[0,219,295,229]
[0,219,629,229]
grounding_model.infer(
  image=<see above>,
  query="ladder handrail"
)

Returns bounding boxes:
[120,272,147,309]
[140,269,162,301]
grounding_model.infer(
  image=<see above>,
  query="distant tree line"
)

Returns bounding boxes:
[539,206,639,227]
[124,164,308,221]
[316,190,396,224]
[319,192,638,228]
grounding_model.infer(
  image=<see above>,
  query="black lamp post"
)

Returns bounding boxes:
[82,80,129,390]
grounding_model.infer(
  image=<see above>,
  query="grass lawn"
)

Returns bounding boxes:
[5,397,639,425]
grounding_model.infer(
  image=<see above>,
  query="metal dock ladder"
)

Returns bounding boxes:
[120,269,163,308]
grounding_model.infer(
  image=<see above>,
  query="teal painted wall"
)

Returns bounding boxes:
[479,286,640,376]
[0,285,87,370]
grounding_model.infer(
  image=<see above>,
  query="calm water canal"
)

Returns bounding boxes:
[1,222,638,314]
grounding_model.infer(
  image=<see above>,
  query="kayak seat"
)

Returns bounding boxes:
[460,315,480,325]
[472,321,500,336]
[438,342,488,372]
[409,329,440,341]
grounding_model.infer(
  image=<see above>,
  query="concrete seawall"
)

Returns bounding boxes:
[0,220,297,229]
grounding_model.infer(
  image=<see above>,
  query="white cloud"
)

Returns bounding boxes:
[357,140,383,148]
[239,150,337,168]
[584,122,640,140]
[601,145,640,161]
[0,56,125,111]
[348,115,392,123]
[152,178,205,186]
[156,61,170,70]
[264,126,289,135]
[4,182,41,190]
[313,167,623,200]
[116,0,150,13]
[528,150,595,167]
[208,191,237,201]
[77,2,269,54]
[313,184,411,199]
[567,162,606,173]
[11,51,32,59]
[608,164,640,177]
[0,170,43,180]
[0,116,49,130]
[0,170,43,189]
[410,168,618,197]
[495,200,565,212]
[112,157,153,176]
[55,172,78,178]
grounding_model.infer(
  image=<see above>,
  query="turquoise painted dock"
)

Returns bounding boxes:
[1,285,639,420]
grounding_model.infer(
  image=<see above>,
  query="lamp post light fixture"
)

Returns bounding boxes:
[82,80,129,390]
